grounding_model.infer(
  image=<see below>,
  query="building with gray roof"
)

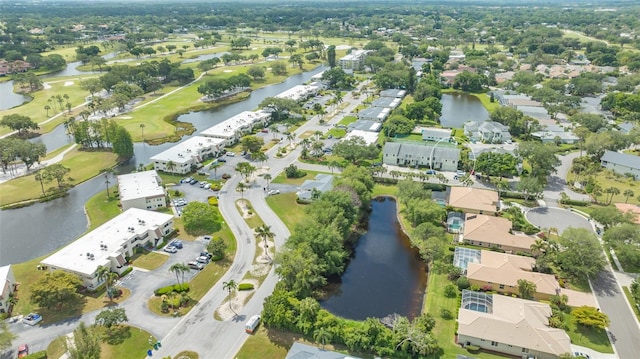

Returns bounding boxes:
[285,342,361,359]
[296,174,334,202]
[383,142,460,171]
[464,121,512,144]
[601,150,640,179]
[348,119,382,132]
[357,106,391,122]
[379,89,406,98]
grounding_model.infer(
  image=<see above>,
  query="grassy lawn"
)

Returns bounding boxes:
[85,189,122,230]
[372,183,398,197]
[392,133,424,142]
[568,170,640,205]
[563,312,613,353]
[326,128,346,139]
[129,251,170,271]
[0,148,118,207]
[47,336,67,359]
[42,143,74,161]
[266,193,307,230]
[338,115,358,126]
[0,78,92,136]
[97,325,157,359]
[271,170,325,186]
[622,286,640,322]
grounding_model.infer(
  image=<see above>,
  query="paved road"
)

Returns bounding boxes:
[153,81,371,358]
[544,151,590,202]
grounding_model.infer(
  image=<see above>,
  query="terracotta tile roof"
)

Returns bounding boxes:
[463,214,536,252]
[448,187,499,214]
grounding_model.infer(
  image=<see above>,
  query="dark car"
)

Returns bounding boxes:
[200,251,213,260]
[425,169,437,175]
[218,158,227,162]
[169,240,183,249]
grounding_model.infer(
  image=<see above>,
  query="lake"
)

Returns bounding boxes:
[320,197,427,321]
[439,92,489,128]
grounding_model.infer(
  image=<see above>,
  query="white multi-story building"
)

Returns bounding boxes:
[150,136,225,175]
[338,50,371,71]
[117,170,166,211]
[275,84,320,102]
[200,110,271,146]
[41,208,174,289]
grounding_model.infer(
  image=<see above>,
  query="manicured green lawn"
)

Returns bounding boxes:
[338,115,358,126]
[372,183,398,197]
[266,193,307,230]
[85,189,121,230]
[237,199,266,229]
[271,170,325,186]
[235,326,297,359]
[563,312,613,353]
[0,148,118,207]
[97,325,157,359]
[568,169,640,205]
[129,251,169,271]
[0,77,93,136]
[326,128,346,138]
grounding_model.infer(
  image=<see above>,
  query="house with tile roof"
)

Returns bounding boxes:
[462,213,535,253]
[446,188,500,215]
[457,290,572,359]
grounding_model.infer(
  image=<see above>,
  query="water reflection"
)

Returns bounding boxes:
[439,92,490,128]
[320,197,426,321]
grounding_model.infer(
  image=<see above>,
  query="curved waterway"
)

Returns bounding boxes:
[320,197,427,321]
[0,65,326,266]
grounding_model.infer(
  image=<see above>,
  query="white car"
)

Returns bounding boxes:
[22,313,43,326]
[268,189,280,195]
[573,352,590,359]
[164,246,177,253]
[226,152,235,157]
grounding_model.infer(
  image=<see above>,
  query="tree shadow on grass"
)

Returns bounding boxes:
[104,325,131,345]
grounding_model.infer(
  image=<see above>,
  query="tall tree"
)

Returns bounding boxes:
[255,224,275,260]
[517,279,537,299]
[327,45,336,68]
[31,271,83,309]
[555,228,606,281]
[66,322,101,359]
[222,280,238,314]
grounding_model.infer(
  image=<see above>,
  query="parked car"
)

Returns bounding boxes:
[240,150,247,156]
[425,169,437,175]
[174,199,187,207]
[189,179,198,185]
[204,183,211,190]
[245,314,261,334]
[221,173,231,179]
[17,344,29,358]
[261,129,269,133]
[188,261,205,270]
[195,256,209,264]
[169,240,183,249]
[322,148,332,153]
[200,251,213,260]
[218,158,227,163]
[164,246,177,253]
[203,235,212,241]
[327,134,333,139]
[199,181,207,188]
[268,189,280,195]
[573,353,590,359]
[226,152,236,157]
[22,313,42,326]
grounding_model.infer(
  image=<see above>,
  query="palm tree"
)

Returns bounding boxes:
[517,279,537,300]
[255,224,275,260]
[269,124,280,140]
[166,160,177,173]
[312,141,323,157]
[140,123,146,139]
[624,189,635,204]
[96,265,118,300]
[313,327,332,350]
[34,170,51,196]
[327,160,341,174]
[314,130,322,141]
[530,239,547,258]
[169,263,190,286]
[300,138,310,149]
[222,280,238,314]
[607,186,620,205]
[264,174,272,190]
[102,168,113,198]
[237,182,247,198]
[286,133,295,146]
[44,105,51,117]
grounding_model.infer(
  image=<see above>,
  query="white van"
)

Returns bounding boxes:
[245,314,261,333]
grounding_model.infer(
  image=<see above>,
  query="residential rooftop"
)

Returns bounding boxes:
[448,187,499,214]
[150,136,225,164]
[117,170,164,202]
[200,111,271,139]
[343,130,379,145]
[41,209,174,277]
[463,213,536,252]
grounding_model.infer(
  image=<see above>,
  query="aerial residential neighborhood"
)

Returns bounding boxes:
[1,1,640,359]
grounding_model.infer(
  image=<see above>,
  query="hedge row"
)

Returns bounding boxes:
[238,283,254,291]
[154,283,190,296]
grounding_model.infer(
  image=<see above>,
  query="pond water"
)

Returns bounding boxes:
[439,92,489,128]
[320,197,427,321]
[0,80,30,110]
[0,65,326,266]
[181,52,230,64]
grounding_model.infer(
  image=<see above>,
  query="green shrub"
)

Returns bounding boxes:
[120,267,133,277]
[564,199,591,207]
[466,345,480,352]
[457,277,470,290]
[444,284,458,298]
[208,196,219,206]
[154,283,190,296]
[440,308,453,320]
[238,283,254,291]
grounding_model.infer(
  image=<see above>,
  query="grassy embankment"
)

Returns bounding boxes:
[0,148,118,207]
